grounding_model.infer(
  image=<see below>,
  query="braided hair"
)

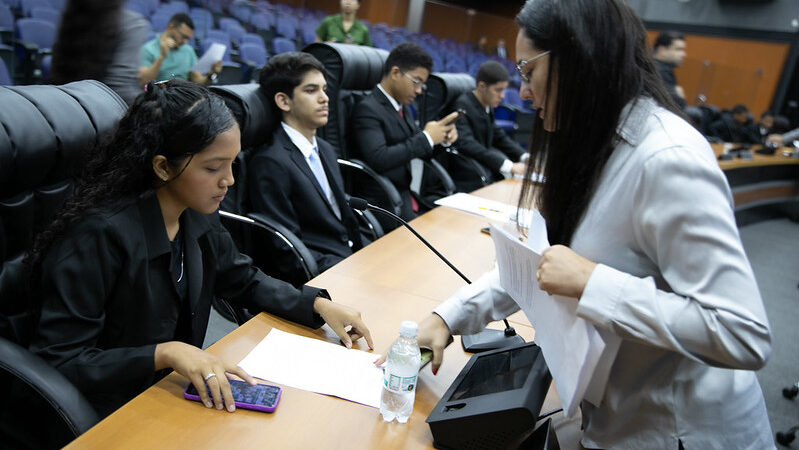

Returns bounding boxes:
[26,80,236,276]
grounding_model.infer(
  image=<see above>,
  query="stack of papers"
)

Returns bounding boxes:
[489,211,621,417]
[238,329,384,408]
[434,193,517,222]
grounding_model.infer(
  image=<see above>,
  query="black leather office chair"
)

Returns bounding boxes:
[209,84,319,322]
[0,80,127,448]
[305,42,457,217]
[423,72,493,193]
[303,43,405,216]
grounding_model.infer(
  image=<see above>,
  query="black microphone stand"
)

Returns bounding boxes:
[349,198,524,352]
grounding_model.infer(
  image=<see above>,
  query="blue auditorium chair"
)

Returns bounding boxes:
[150,12,171,32]
[0,55,11,84]
[30,6,59,25]
[0,4,13,44]
[274,11,298,40]
[239,32,265,49]
[238,42,266,81]
[16,18,55,51]
[271,36,295,54]
[218,16,241,33]
[19,0,50,16]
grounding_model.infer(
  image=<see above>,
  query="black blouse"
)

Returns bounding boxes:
[30,191,326,416]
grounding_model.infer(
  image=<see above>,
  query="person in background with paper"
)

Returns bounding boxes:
[139,13,222,86]
[27,81,373,420]
[412,1,773,448]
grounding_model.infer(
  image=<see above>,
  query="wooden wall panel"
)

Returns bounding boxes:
[647,31,789,116]
[420,1,519,61]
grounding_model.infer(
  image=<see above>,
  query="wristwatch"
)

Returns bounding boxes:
[207,72,218,83]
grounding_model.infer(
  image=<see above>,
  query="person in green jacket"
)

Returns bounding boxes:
[315,0,372,46]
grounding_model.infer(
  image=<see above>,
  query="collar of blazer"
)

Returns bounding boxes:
[374,87,415,132]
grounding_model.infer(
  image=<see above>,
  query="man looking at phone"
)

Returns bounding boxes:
[451,61,527,192]
[352,42,459,223]
[139,13,222,86]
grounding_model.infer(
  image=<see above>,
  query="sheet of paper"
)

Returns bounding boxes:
[238,329,384,408]
[191,43,226,74]
[489,220,620,417]
[434,192,517,223]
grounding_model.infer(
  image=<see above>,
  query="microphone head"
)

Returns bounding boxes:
[348,197,369,211]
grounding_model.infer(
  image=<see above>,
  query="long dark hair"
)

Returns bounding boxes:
[50,0,125,84]
[515,0,681,245]
[27,80,236,275]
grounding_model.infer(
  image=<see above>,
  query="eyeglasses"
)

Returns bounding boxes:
[402,72,427,91]
[515,51,551,84]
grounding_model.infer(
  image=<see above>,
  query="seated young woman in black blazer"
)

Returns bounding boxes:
[27,80,373,418]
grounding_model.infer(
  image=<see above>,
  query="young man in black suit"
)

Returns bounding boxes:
[352,42,460,223]
[249,52,365,283]
[451,61,527,192]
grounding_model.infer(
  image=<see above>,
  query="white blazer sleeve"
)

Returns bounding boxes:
[576,145,771,370]
[433,267,521,335]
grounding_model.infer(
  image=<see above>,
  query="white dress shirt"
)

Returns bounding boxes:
[281,122,341,218]
[435,98,774,449]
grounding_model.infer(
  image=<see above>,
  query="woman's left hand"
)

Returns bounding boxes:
[537,245,598,299]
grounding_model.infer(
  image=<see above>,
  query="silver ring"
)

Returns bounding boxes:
[204,373,217,381]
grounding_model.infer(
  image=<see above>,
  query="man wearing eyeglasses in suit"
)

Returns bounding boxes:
[352,43,460,226]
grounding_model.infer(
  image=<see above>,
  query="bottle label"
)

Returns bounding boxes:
[384,373,417,393]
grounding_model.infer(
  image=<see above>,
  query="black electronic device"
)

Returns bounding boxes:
[426,341,552,450]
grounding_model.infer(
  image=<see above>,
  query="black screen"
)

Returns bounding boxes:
[186,380,280,407]
[448,346,538,401]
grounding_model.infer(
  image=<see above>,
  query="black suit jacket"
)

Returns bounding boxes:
[352,87,433,219]
[453,91,525,179]
[30,191,325,417]
[249,127,363,277]
[654,59,686,109]
[709,114,761,144]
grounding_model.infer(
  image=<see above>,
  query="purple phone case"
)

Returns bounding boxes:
[183,379,282,413]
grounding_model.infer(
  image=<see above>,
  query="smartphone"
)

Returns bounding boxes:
[445,108,467,124]
[184,379,282,413]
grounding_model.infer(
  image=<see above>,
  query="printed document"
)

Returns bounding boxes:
[238,328,384,408]
[191,43,226,74]
[489,213,621,417]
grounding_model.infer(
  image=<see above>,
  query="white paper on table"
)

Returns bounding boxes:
[191,43,226,74]
[238,328,384,408]
[434,192,517,222]
[489,217,621,417]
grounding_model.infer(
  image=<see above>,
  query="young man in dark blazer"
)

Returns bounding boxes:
[352,42,460,223]
[451,61,527,192]
[249,52,365,282]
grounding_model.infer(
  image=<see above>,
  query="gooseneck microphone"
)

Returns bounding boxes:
[348,197,523,351]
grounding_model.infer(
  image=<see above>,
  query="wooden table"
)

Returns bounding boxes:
[711,143,799,225]
[65,180,573,450]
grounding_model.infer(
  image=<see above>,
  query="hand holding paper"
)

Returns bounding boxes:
[489,213,620,417]
[537,245,598,299]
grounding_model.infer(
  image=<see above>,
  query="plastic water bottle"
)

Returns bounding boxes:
[380,321,422,423]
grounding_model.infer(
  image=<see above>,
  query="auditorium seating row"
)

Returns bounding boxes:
[0,0,520,87]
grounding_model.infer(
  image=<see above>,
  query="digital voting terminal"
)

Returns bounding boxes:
[426,342,553,449]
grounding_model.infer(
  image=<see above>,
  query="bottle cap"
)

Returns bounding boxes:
[399,321,418,338]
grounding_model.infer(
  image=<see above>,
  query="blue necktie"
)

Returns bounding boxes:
[308,147,341,219]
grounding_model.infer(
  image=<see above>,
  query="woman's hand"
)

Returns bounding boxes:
[537,245,598,299]
[374,313,451,375]
[313,298,374,350]
[154,341,256,412]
